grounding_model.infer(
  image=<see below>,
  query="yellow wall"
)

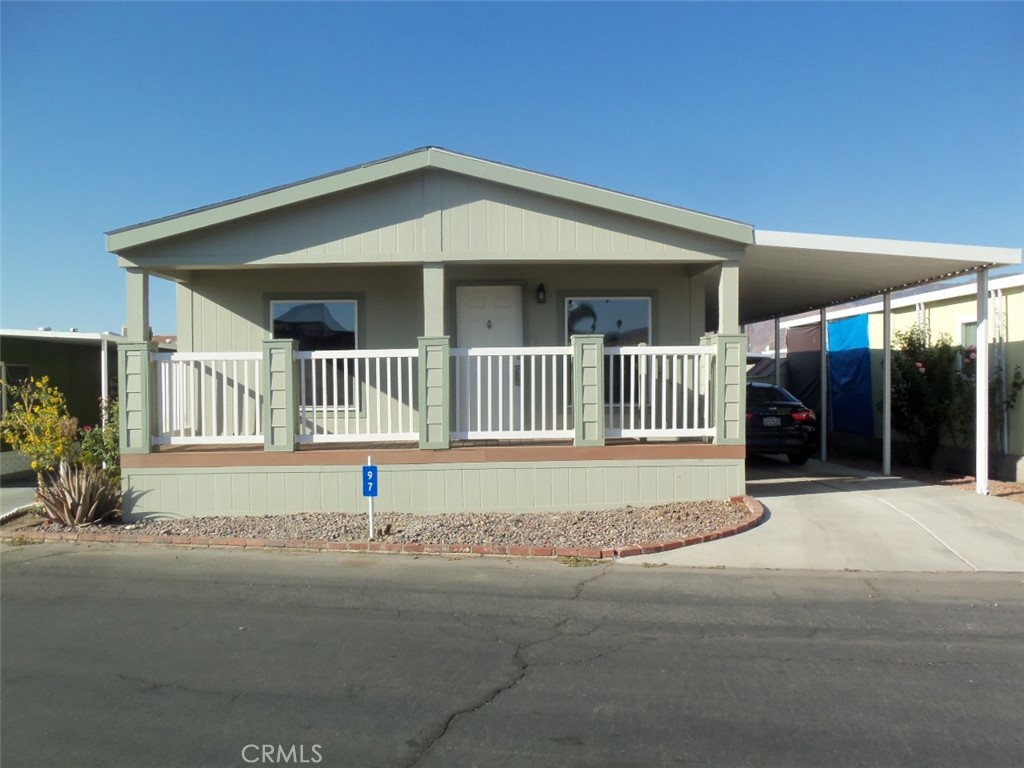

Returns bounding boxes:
[865,284,1024,475]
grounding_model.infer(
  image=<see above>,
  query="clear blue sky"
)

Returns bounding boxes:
[2,1,1022,334]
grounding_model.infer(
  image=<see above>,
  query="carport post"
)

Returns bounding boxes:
[819,308,828,462]
[882,292,892,476]
[100,334,110,426]
[773,317,781,386]
[976,269,989,495]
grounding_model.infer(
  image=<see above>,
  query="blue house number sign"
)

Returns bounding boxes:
[362,465,379,497]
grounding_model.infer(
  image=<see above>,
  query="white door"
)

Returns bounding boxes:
[455,285,524,436]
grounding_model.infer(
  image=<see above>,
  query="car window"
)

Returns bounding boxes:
[748,385,800,404]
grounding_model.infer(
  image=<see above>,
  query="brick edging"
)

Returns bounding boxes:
[3,496,766,560]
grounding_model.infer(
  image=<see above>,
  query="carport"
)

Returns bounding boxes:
[708,230,1022,494]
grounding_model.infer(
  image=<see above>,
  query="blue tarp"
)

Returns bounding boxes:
[827,315,874,438]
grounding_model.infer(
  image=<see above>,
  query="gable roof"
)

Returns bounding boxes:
[106,147,753,253]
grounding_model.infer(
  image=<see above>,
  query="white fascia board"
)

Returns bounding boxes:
[778,273,1024,328]
[755,230,1022,265]
[1,329,125,344]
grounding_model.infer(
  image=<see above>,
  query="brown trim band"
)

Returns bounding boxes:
[122,442,745,469]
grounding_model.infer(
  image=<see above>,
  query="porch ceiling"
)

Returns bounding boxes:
[706,230,1022,327]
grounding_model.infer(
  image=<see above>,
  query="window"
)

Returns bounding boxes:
[961,321,977,349]
[271,300,357,351]
[565,297,651,346]
[272,300,358,409]
[566,296,652,406]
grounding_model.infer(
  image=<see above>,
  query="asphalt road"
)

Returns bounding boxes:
[2,544,1022,768]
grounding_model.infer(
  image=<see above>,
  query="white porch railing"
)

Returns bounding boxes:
[296,349,418,443]
[148,344,716,447]
[452,346,573,439]
[604,346,714,438]
[152,352,263,445]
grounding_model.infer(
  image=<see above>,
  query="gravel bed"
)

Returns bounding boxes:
[34,499,752,550]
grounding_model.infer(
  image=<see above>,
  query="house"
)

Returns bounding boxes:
[1,329,122,480]
[105,148,1021,518]
[765,272,1024,480]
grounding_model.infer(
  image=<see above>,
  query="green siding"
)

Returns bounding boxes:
[180,266,423,352]
[122,458,744,519]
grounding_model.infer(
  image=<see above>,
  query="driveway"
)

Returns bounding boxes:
[626,457,1024,572]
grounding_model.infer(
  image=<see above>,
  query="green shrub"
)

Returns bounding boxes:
[0,376,79,485]
[80,398,120,481]
[887,324,1024,468]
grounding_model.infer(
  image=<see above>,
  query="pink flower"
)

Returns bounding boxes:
[919,367,926,374]
[83,425,93,432]
[915,361,924,368]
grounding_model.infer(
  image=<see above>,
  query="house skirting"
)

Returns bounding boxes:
[121,443,745,519]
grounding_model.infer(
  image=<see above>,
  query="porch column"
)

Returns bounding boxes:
[976,269,989,495]
[262,338,298,452]
[773,317,782,386]
[118,341,156,454]
[571,334,605,447]
[125,267,150,341]
[718,262,740,335]
[423,263,445,337]
[882,292,892,476]
[418,336,450,449]
[705,334,746,445]
[819,308,828,462]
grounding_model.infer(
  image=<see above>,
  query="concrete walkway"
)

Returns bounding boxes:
[625,457,1024,572]
[0,477,37,517]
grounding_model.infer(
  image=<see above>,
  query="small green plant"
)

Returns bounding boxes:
[884,325,1024,468]
[559,556,600,567]
[0,376,79,485]
[6,535,42,547]
[80,398,120,481]
[36,461,122,527]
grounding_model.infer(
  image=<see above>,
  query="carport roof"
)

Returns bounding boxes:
[731,230,1021,325]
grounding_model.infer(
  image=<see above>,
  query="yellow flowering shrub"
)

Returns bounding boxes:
[1,376,80,485]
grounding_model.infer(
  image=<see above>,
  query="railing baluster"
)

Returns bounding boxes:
[342,358,350,436]
[397,356,405,435]
[386,356,393,435]
[376,356,385,436]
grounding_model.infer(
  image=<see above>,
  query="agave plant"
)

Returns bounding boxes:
[37,461,122,527]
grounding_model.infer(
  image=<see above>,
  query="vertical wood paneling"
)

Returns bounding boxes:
[122,458,744,518]
[479,468,499,509]
[497,469,518,510]
[461,470,481,509]
[426,470,447,512]
[445,472,464,510]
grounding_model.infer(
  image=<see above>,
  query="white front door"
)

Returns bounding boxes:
[455,285,524,436]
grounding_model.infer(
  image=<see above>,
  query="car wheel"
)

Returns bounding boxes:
[788,451,810,466]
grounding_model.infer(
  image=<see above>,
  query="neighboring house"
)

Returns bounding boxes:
[0,329,122,480]
[105,147,1021,518]
[765,273,1024,480]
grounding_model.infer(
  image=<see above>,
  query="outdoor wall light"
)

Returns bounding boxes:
[536,283,546,304]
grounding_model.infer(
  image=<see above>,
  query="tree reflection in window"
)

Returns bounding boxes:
[565,297,650,346]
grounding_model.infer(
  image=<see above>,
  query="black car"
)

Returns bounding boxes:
[746,382,818,465]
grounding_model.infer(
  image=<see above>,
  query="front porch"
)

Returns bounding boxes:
[119,336,747,517]
[121,438,746,518]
